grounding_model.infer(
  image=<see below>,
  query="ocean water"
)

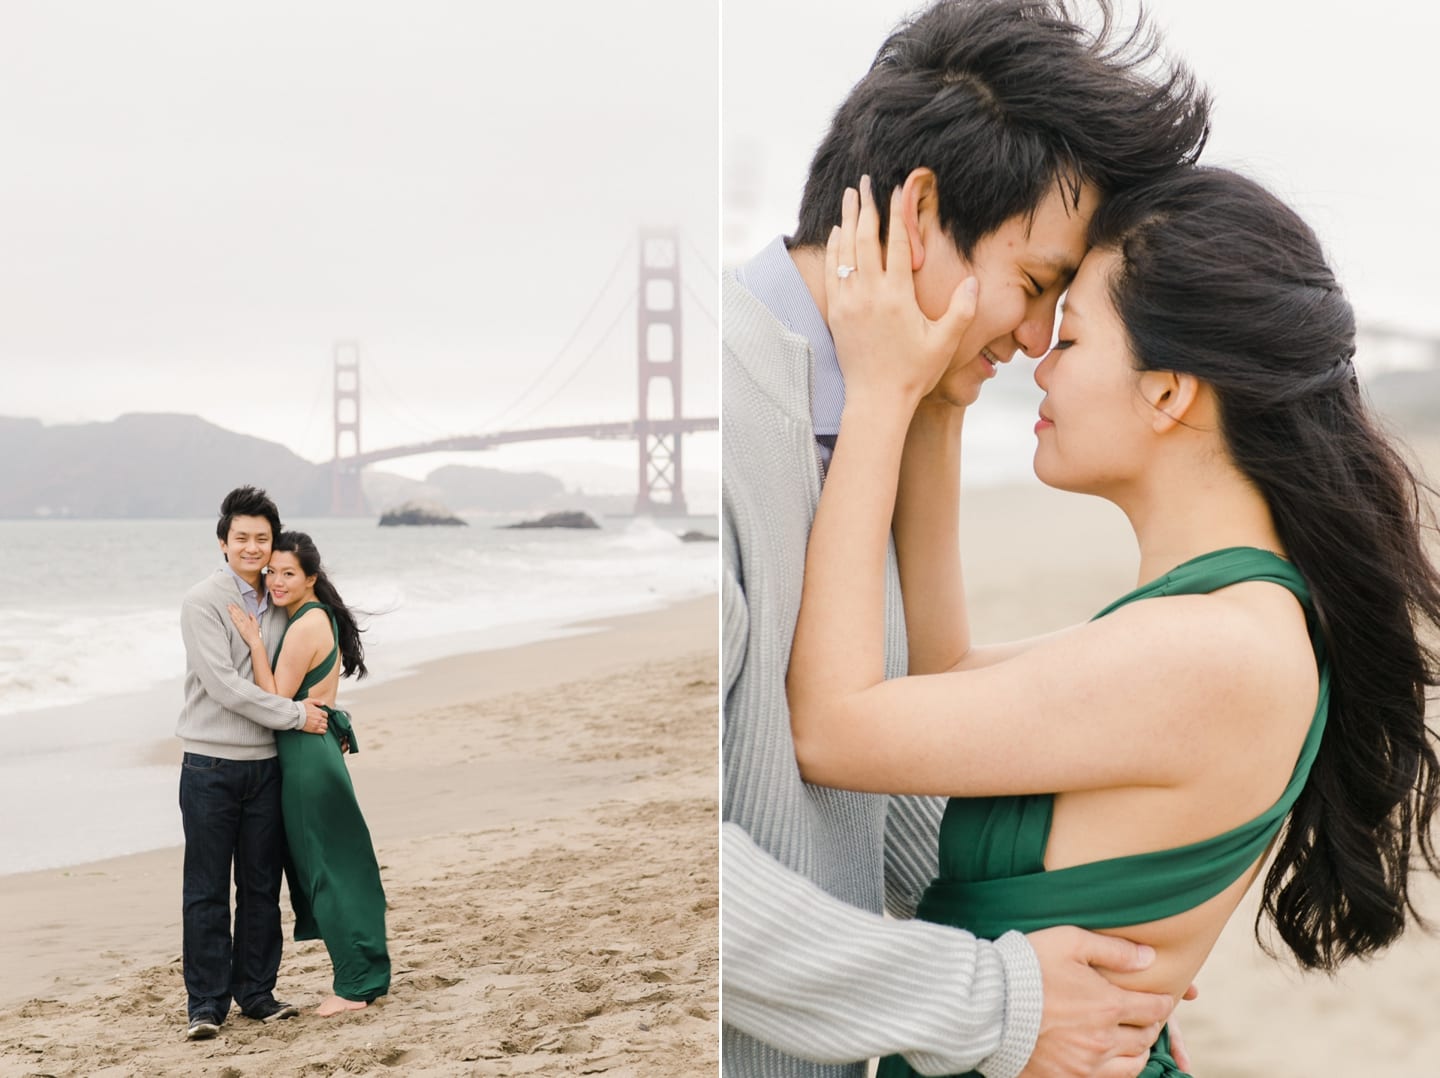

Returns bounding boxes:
[0,513,717,874]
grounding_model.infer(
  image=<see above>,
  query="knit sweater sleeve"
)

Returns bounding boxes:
[722,823,1042,1077]
[884,793,947,919]
[723,522,750,703]
[180,596,305,731]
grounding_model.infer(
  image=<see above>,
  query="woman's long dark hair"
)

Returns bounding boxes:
[273,530,368,680]
[1090,165,1440,970]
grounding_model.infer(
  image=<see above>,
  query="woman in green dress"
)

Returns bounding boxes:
[786,168,1440,1076]
[229,530,390,1018]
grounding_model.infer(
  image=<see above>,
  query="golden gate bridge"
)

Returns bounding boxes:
[325,228,716,517]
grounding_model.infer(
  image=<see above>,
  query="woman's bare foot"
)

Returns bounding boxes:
[315,995,367,1018]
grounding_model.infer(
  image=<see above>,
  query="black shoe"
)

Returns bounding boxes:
[186,1014,221,1040]
[242,999,300,1023]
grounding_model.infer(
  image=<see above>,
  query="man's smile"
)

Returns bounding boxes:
[979,346,1008,377]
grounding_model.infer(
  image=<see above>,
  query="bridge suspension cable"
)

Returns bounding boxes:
[683,280,718,329]
[510,285,638,426]
[474,238,637,433]
[364,355,459,442]
[685,236,720,288]
[298,366,331,461]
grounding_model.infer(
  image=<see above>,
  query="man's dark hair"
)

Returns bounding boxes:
[215,485,282,545]
[792,0,1211,255]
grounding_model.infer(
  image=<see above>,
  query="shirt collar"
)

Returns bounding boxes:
[224,562,270,617]
[735,236,845,438]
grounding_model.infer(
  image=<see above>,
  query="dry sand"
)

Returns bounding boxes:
[0,595,718,1078]
[958,475,1440,1078]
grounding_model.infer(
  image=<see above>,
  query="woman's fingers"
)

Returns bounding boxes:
[226,603,259,642]
[836,185,859,280]
[935,277,979,346]
[825,174,964,402]
[854,176,883,277]
[883,183,911,281]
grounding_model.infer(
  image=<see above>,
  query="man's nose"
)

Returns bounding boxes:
[1014,300,1058,358]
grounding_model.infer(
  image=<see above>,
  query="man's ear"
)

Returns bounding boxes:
[899,167,939,272]
[218,538,229,562]
[1139,370,1202,432]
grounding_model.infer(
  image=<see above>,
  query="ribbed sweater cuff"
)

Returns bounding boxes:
[977,932,1042,1078]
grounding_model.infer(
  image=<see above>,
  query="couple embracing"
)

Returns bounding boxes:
[176,485,389,1040]
[722,2,1440,1076]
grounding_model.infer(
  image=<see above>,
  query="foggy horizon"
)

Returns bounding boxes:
[2,1,719,485]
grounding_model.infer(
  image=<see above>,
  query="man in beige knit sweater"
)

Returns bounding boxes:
[721,3,1212,1076]
[177,486,328,1040]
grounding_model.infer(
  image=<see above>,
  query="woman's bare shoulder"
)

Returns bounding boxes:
[1086,584,1317,717]
[284,606,333,646]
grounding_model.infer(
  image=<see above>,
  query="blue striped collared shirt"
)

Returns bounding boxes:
[224,563,271,618]
[735,236,844,462]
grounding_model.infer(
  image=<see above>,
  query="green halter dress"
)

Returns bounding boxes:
[274,601,391,1003]
[877,548,1330,1078]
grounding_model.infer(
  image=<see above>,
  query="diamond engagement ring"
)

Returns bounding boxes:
[836,264,857,279]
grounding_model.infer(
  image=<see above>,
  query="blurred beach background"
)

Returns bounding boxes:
[0,1,718,1074]
[726,1,1440,1074]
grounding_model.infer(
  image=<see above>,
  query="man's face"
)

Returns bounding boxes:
[219,514,273,579]
[914,181,1099,404]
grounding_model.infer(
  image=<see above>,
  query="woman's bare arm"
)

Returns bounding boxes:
[227,605,326,700]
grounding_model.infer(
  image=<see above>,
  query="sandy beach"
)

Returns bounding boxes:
[10,433,1440,1077]
[0,595,718,1078]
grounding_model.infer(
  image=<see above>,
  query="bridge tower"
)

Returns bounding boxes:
[635,228,688,516]
[330,342,369,515]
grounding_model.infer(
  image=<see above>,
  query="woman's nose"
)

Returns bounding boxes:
[1033,349,1055,389]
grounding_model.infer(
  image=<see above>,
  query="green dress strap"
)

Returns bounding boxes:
[273,600,356,751]
[915,547,1330,937]
[274,601,339,699]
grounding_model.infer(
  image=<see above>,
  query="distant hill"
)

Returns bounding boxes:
[0,414,569,519]
[0,413,332,519]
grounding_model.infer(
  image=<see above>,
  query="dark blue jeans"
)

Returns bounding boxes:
[179,753,285,1021]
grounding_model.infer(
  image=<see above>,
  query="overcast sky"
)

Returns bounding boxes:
[9,0,1438,494]
[2,0,718,484]
[725,0,1440,358]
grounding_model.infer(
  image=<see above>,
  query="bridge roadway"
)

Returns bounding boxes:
[339,417,718,468]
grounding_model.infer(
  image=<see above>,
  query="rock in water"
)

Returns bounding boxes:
[378,500,467,527]
[500,510,601,530]
[678,530,718,543]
